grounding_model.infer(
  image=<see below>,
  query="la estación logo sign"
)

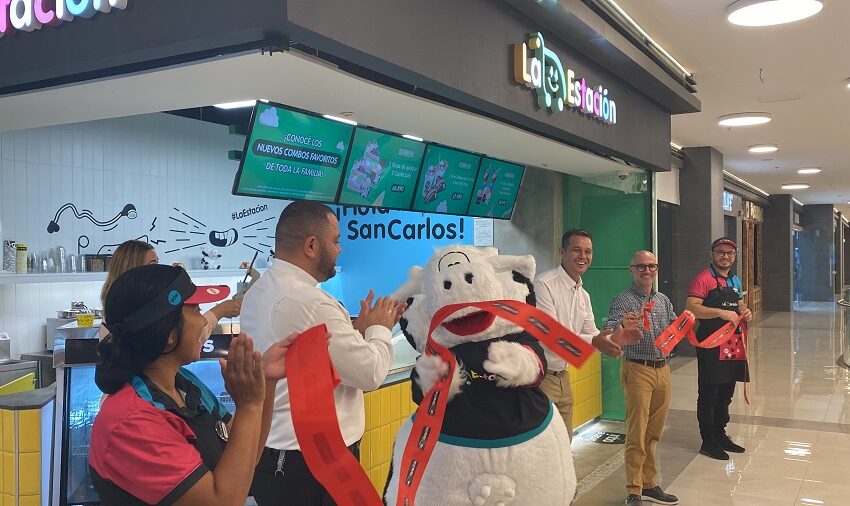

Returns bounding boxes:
[0,0,127,38]
[514,32,618,124]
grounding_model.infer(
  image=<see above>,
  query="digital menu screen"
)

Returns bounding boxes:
[336,127,426,209]
[466,158,525,219]
[410,145,481,215]
[232,102,355,202]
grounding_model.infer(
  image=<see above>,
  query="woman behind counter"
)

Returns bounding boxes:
[89,264,299,505]
[98,240,241,339]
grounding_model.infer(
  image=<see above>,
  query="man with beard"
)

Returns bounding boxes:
[242,200,404,505]
[686,237,752,461]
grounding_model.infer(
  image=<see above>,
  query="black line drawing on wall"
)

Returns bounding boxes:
[47,203,137,233]
[96,236,166,255]
[163,207,277,256]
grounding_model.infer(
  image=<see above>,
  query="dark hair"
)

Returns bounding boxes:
[95,265,184,394]
[274,200,335,253]
[561,228,592,248]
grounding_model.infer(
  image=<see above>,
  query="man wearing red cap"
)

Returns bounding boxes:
[686,237,752,460]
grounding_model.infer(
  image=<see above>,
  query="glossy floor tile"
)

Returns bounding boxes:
[576,302,850,505]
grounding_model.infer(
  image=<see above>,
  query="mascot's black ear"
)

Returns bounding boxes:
[512,270,536,306]
[400,296,417,350]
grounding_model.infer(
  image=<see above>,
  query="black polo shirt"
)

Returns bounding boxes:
[89,368,232,505]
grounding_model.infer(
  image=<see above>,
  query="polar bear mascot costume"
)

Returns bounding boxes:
[385,245,576,506]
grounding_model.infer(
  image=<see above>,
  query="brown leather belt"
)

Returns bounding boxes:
[627,358,669,368]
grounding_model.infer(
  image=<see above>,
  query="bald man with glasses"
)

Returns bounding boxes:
[604,251,682,506]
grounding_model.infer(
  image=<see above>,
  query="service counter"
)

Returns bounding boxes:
[48,320,417,505]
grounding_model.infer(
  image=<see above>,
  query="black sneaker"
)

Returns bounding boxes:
[718,433,746,453]
[641,486,679,505]
[625,494,643,506]
[699,442,730,460]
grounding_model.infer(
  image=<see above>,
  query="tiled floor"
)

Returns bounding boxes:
[576,302,850,505]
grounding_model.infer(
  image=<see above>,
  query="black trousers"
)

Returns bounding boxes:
[252,442,361,506]
[696,381,736,441]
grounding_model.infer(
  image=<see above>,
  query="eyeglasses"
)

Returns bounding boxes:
[712,250,737,257]
[630,264,658,272]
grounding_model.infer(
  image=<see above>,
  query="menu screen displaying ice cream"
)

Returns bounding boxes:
[233,103,355,202]
[466,158,525,219]
[411,145,481,215]
[337,127,426,209]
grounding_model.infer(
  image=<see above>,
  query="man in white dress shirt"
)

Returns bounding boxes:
[241,200,404,506]
[534,228,641,439]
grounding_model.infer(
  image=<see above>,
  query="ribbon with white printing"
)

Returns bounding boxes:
[287,324,383,506]
[395,299,596,506]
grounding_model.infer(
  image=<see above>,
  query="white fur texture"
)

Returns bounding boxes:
[385,414,575,505]
[395,245,536,350]
[415,354,465,401]
[483,341,543,388]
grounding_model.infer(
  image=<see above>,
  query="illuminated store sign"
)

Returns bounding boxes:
[514,32,618,124]
[0,0,128,38]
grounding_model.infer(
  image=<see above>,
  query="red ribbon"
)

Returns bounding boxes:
[653,317,751,405]
[287,324,383,506]
[641,301,656,331]
[395,300,595,506]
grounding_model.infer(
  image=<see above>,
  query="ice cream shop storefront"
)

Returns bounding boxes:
[0,0,696,503]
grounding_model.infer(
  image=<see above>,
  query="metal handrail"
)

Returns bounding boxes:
[838,299,850,308]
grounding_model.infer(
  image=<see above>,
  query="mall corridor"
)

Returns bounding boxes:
[575,302,850,505]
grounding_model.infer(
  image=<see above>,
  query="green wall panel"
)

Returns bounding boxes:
[562,173,650,421]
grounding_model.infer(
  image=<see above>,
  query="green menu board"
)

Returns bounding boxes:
[232,103,354,202]
[466,158,525,219]
[337,127,426,209]
[411,145,481,215]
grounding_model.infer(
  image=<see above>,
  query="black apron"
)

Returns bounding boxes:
[91,374,231,505]
[695,267,749,384]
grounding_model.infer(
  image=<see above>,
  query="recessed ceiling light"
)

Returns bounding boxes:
[727,0,823,27]
[781,183,810,190]
[797,168,822,174]
[213,100,259,109]
[846,78,850,89]
[748,144,779,153]
[402,134,424,142]
[718,112,772,127]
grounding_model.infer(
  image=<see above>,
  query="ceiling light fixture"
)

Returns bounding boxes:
[797,168,822,174]
[322,114,358,126]
[723,170,770,197]
[781,183,810,190]
[846,78,850,89]
[718,112,772,127]
[727,0,823,27]
[402,134,424,142]
[748,144,779,153]
[213,100,259,109]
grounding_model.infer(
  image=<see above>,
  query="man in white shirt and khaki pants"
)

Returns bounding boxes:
[534,229,641,439]
[241,200,404,506]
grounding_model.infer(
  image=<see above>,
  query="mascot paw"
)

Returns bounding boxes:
[468,474,516,506]
[483,341,542,387]
[415,355,465,400]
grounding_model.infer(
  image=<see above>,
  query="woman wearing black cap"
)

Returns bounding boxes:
[89,264,301,505]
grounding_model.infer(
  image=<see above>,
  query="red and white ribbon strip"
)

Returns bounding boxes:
[395,300,596,506]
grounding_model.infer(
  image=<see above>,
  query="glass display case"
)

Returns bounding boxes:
[57,361,233,505]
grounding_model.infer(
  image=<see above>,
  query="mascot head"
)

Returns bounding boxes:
[393,245,536,351]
